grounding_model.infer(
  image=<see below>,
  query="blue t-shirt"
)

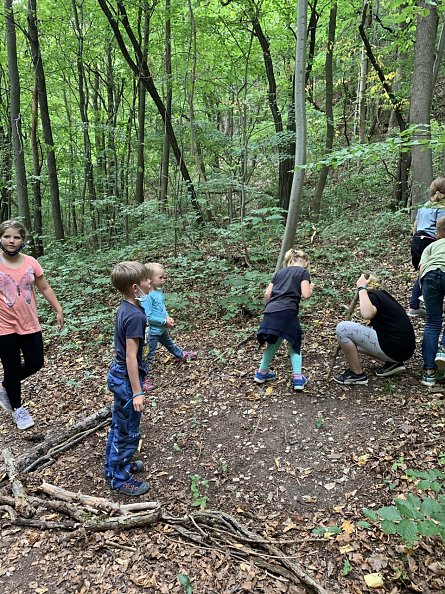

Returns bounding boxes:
[141,289,168,336]
[264,266,310,314]
[416,200,445,237]
[114,300,147,376]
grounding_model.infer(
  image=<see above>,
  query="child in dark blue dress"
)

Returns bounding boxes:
[255,249,313,391]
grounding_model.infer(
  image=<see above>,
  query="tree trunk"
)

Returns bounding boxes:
[275,0,307,273]
[357,1,371,143]
[30,80,44,257]
[5,0,32,231]
[311,3,337,220]
[27,0,64,240]
[409,0,438,207]
[160,0,172,210]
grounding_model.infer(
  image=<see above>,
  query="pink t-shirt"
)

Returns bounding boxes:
[0,255,44,335]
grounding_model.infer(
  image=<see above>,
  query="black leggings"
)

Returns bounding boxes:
[0,332,44,409]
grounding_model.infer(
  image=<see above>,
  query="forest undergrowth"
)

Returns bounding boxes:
[1,183,445,593]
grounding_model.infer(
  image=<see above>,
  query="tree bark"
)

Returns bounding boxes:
[5,0,32,231]
[27,0,64,240]
[311,4,337,220]
[30,80,44,256]
[409,0,438,207]
[275,0,307,272]
[160,0,172,210]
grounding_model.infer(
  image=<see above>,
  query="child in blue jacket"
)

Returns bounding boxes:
[141,262,196,389]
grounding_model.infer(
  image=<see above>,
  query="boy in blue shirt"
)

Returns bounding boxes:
[141,262,196,390]
[104,261,151,496]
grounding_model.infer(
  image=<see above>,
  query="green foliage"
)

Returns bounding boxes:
[190,474,209,509]
[363,469,445,546]
[178,574,193,593]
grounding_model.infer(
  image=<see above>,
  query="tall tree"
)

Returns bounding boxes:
[275,0,307,272]
[27,0,64,240]
[5,0,32,230]
[409,0,438,207]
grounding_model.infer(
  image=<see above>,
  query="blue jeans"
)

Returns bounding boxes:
[421,269,445,370]
[104,363,142,488]
[148,330,183,362]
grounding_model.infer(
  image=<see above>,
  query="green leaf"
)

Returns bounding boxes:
[395,499,421,520]
[377,506,403,521]
[358,520,371,528]
[381,519,398,535]
[417,520,441,537]
[362,507,378,522]
[420,496,441,517]
[342,558,352,576]
[397,519,418,544]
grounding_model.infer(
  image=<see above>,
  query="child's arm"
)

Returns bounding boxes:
[141,295,167,327]
[126,338,144,412]
[264,283,273,302]
[301,280,313,299]
[35,274,64,329]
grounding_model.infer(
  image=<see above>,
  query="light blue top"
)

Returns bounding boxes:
[140,289,168,336]
[416,200,445,237]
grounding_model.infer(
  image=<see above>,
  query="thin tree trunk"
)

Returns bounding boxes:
[27,0,64,240]
[275,0,307,273]
[135,1,150,206]
[5,0,32,231]
[160,0,172,210]
[311,3,337,220]
[30,80,44,256]
[357,1,371,143]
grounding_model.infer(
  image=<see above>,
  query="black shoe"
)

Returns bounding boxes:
[375,361,406,378]
[333,369,368,385]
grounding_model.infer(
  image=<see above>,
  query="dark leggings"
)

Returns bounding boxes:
[0,332,44,409]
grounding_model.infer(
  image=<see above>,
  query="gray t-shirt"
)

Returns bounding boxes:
[264,266,310,314]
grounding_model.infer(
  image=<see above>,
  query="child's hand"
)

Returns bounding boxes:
[166,316,175,328]
[133,395,144,412]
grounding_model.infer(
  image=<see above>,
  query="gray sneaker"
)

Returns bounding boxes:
[12,407,35,430]
[407,308,426,318]
[0,384,12,412]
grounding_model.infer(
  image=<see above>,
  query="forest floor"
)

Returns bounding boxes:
[1,231,445,594]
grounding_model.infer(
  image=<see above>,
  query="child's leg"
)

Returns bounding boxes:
[147,334,160,364]
[20,332,44,380]
[287,343,302,375]
[258,338,283,371]
[104,365,142,488]
[158,330,184,359]
[0,333,23,410]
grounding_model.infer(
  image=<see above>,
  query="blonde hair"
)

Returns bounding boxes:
[145,262,164,279]
[283,248,309,268]
[430,177,445,200]
[0,219,26,240]
[111,261,149,294]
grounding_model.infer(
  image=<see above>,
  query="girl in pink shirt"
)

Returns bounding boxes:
[0,220,63,430]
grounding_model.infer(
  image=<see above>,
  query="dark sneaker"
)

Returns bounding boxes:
[254,370,277,384]
[12,406,35,430]
[421,370,445,386]
[292,375,308,391]
[435,347,445,371]
[0,384,12,412]
[375,361,406,378]
[176,351,197,362]
[407,308,426,318]
[333,369,368,385]
[130,460,144,473]
[113,478,150,496]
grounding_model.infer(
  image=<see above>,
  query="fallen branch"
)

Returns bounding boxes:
[11,406,111,473]
[3,448,33,518]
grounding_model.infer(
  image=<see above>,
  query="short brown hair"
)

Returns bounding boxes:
[111,261,149,294]
[430,177,445,196]
[436,216,445,238]
[0,219,26,240]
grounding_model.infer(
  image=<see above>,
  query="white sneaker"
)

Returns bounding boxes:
[0,384,12,412]
[12,407,35,430]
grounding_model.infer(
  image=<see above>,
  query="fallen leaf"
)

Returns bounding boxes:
[364,573,384,588]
